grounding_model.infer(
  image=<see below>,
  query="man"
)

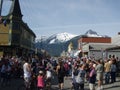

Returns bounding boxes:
[23,58,32,89]
[104,59,111,84]
[89,62,96,90]
[95,59,104,90]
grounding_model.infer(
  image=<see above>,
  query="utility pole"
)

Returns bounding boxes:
[0,0,3,16]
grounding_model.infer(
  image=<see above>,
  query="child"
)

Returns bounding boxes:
[37,70,45,90]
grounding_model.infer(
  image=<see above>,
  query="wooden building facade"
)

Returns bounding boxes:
[0,0,36,57]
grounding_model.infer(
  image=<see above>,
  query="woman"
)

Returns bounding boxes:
[56,60,65,90]
[37,70,45,90]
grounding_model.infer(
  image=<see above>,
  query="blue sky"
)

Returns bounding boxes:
[1,0,120,38]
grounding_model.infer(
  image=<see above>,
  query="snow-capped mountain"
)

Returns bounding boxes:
[36,30,108,43]
[35,30,109,56]
[46,32,77,44]
[85,29,102,37]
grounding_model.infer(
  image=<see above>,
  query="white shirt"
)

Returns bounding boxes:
[23,63,31,78]
[46,70,52,78]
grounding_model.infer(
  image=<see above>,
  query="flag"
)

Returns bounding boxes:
[0,16,7,26]
[3,19,7,26]
[0,16,2,23]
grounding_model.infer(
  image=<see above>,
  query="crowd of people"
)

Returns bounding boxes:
[0,54,120,90]
[71,56,119,90]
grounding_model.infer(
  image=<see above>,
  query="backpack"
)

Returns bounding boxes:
[64,63,69,71]
[76,70,86,84]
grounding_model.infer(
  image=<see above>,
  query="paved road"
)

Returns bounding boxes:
[51,75,120,90]
[63,77,120,90]
[0,75,120,90]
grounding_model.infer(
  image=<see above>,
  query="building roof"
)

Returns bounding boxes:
[82,43,117,52]
[79,36,111,43]
[9,0,22,17]
[103,34,120,50]
[21,22,36,38]
[81,34,120,52]
[1,0,36,38]
[106,46,120,51]
[9,0,36,37]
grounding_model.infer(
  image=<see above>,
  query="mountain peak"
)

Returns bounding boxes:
[85,29,98,35]
[48,32,77,44]
[85,29,102,37]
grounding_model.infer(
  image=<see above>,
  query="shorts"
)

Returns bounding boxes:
[96,73,103,81]
[24,77,31,88]
[24,77,31,83]
[89,83,95,90]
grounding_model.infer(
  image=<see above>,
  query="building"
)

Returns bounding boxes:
[78,36,113,59]
[105,32,120,59]
[0,0,36,57]
[82,43,116,59]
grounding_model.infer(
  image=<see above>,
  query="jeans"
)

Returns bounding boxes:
[111,72,116,83]
[105,72,110,84]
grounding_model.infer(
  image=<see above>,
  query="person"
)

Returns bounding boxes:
[71,65,79,90]
[1,59,11,86]
[104,59,111,84]
[110,59,117,83]
[45,67,52,90]
[64,61,69,78]
[56,60,65,90]
[75,64,86,90]
[23,58,32,90]
[89,63,96,90]
[95,59,104,90]
[37,70,45,90]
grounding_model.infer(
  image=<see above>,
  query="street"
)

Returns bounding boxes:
[0,75,120,90]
